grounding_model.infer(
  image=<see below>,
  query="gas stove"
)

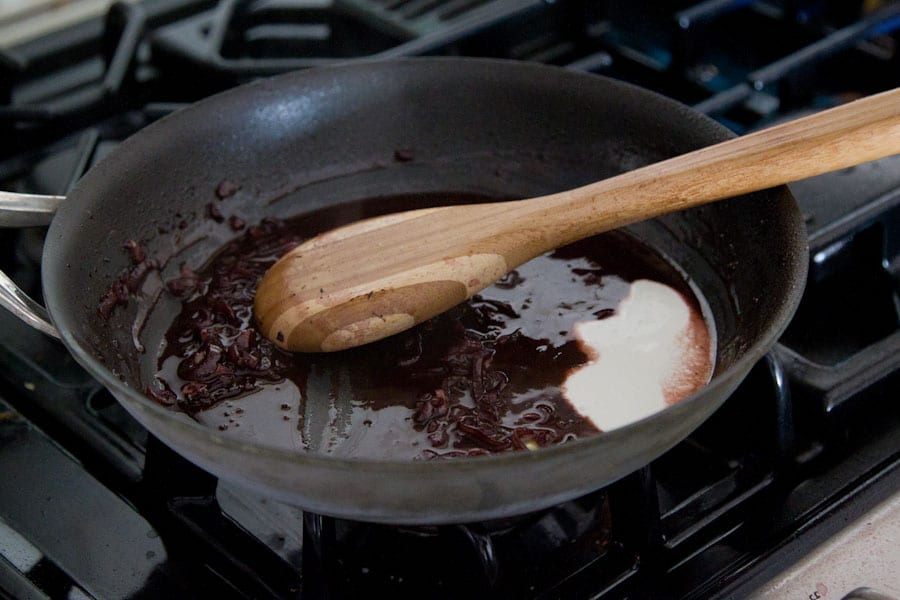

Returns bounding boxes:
[1,1,899,598]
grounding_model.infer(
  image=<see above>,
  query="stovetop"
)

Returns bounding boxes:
[1,1,899,599]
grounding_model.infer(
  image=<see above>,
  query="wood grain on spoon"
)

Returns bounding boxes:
[255,87,900,352]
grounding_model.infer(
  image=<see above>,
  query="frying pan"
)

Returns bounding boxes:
[0,58,806,524]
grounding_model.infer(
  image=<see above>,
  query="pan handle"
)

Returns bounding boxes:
[0,191,63,227]
[0,191,63,338]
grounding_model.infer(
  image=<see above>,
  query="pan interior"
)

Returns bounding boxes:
[143,188,717,458]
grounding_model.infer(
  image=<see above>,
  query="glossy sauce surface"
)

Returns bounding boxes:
[146,194,713,460]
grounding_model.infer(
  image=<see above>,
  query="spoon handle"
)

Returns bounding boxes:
[257,87,900,352]
[527,87,900,252]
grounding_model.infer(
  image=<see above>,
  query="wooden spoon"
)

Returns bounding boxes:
[255,88,900,352]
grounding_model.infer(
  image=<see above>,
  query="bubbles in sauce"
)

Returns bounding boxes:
[145,194,715,460]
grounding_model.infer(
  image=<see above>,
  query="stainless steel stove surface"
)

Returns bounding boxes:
[1,1,899,598]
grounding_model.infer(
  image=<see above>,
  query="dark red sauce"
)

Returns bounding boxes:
[142,194,701,460]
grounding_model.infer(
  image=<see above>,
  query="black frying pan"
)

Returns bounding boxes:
[0,58,806,524]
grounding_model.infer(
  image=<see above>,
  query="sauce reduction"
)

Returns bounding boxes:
[146,194,714,460]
